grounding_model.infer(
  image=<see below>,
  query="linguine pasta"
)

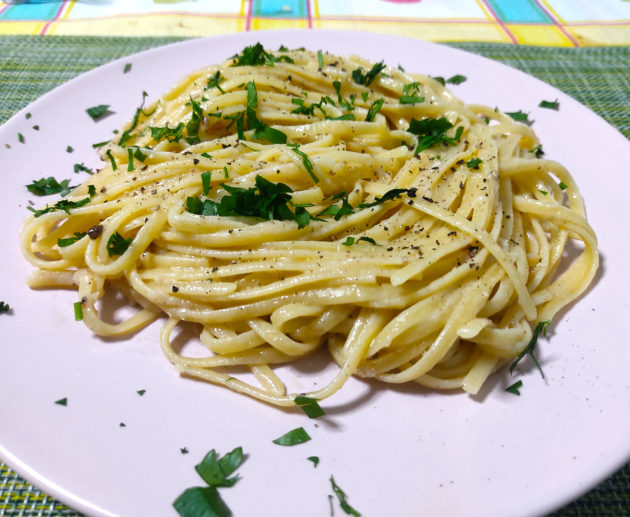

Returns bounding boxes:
[20,45,598,407]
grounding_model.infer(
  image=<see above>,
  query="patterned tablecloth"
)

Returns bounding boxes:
[0,0,629,46]
[1,2,630,515]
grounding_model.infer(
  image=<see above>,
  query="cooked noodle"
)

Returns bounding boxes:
[21,45,598,406]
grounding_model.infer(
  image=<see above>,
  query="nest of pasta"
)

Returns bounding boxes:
[21,44,598,407]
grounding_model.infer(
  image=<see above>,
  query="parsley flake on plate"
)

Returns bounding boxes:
[294,395,325,418]
[0,301,10,314]
[330,476,361,516]
[272,426,311,446]
[509,320,550,379]
[86,104,110,121]
[26,177,74,197]
[539,99,559,110]
[505,380,523,396]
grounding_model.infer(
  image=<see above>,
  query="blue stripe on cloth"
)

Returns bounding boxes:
[0,3,60,21]
[253,0,307,18]
[486,0,552,24]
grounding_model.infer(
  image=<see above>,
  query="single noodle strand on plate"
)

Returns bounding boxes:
[20,44,598,407]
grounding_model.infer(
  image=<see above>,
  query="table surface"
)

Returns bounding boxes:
[1,2,630,515]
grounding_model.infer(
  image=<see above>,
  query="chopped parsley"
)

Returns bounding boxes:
[529,144,544,158]
[73,163,94,174]
[186,174,315,229]
[123,63,132,73]
[205,70,225,93]
[352,61,385,86]
[150,122,185,142]
[357,236,378,245]
[539,99,559,110]
[318,191,353,220]
[358,187,417,209]
[58,232,87,247]
[332,80,355,111]
[0,301,10,314]
[509,320,550,379]
[288,143,318,183]
[399,82,424,105]
[365,98,384,122]
[173,447,245,517]
[106,149,117,171]
[559,181,568,190]
[505,110,530,123]
[106,232,132,257]
[195,447,244,488]
[466,158,483,170]
[137,389,146,396]
[272,426,311,446]
[505,380,523,395]
[17,132,24,143]
[307,456,320,467]
[66,145,74,153]
[201,171,212,196]
[74,301,83,321]
[55,397,68,406]
[432,74,467,86]
[26,177,74,196]
[342,236,355,246]
[231,42,294,67]
[407,117,463,154]
[86,104,110,120]
[317,49,324,70]
[294,395,325,418]
[118,91,153,146]
[27,196,91,218]
[330,476,361,516]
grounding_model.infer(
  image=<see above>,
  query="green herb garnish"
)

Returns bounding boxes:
[307,456,320,467]
[342,236,355,246]
[17,132,24,143]
[509,320,550,378]
[86,104,110,120]
[407,117,463,154]
[357,236,378,245]
[505,110,530,123]
[173,446,245,517]
[106,232,132,257]
[27,196,91,218]
[187,175,313,229]
[466,158,483,170]
[529,144,544,158]
[231,42,294,67]
[357,187,416,209]
[195,447,244,488]
[123,63,132,73]
[539,99,559,110]
[74,301,83,321]
[317,49,324,70]
[288,143,318,183]
[352,61,385,86]
[294,395,325,418]
[0,301,10,314]
[66,145,74,153]
[55,397,68,406]
[559,181,568,190]
[137,389,146,396]
[127,147,135,172]
[26,177,74,196]
[118,91,154,146]
[73,163,94,174]
[201,171,212,196]
[272,426,311,446]
[205,70,225,94]
[318,191,353,220]
[505,380,523,395]
[58,232,87,247]
[150,122,185,143]
[330,476,361,516]
[106,149,117,171]
[365,98,384,122]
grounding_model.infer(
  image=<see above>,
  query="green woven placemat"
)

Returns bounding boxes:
[1,35,629,516]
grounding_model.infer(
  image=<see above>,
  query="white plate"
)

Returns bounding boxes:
[1,30,629,517]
